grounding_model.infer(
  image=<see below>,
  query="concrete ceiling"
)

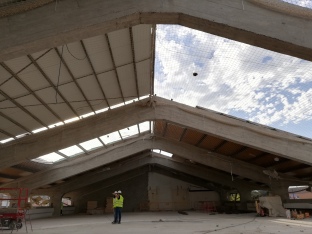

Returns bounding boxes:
[1,0,312,194]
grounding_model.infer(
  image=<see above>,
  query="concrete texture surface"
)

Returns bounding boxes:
[4,211,312,234]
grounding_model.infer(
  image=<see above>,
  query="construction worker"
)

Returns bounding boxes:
[112,190,124,224]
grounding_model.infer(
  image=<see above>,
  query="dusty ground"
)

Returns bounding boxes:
[2,211,312,234]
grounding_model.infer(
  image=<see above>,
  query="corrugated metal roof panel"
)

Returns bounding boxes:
[83,35,114,73]
[57,82,86,102]
[57,82,93,115]
[35,49,72,85]
[4,56,31,73]
[35,87,64,104]
[18,64,50,90]
[0,65,11,83]
[2,107,42,130]
[59,43,93,78]
[49,103,75,121]
[0,100,16,109]
[1,77,28,98]
[0,115,24,139]
[15,94,40,106]
[133,25,152,61]
[35,87,75,120]
[108,29,132,67]
[77,74,108,109]
[98,71,123,106]
[31,49,50,60]
[117,64,137,101]
[25,107,59,127]
[136,59,151,96]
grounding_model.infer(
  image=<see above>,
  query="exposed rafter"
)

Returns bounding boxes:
[195,134,207,146]
[80,41,110,109]
[54,47,95,113]
[0,129,16,139]
[1,62,64,123]
[129,27,140,99]
[27,54,80,118]
[0,89,48,128]
[0,111,32,135]
[213,140,227,152]
[105,34,125,104]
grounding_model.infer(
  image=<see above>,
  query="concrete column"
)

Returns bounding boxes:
[236,187,252,211]
[50,192,63,216]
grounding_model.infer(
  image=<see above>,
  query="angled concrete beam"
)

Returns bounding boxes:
[33,155,259,195]
[1,97,312,170]
[152,97,312,165]
[0,100,154,169]
[7,135,297,191]
[32,154,152,194]
[1,0,312,62]
[152,137,270,185]
[1,135,153,189]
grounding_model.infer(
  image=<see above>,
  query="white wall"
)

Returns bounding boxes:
[148,173,220,211]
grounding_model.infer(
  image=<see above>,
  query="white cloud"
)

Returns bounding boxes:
[154,25,312,138]
[283,0,312,8]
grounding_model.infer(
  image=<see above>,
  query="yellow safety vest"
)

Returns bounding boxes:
[114,195,124,208]
[113,197,117,207]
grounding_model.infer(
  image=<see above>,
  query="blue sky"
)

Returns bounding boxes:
[154,22,312,139]
[283,0,312,8]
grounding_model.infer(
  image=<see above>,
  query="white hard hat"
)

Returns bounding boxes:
[113,191,117,194]
[117,190,122,194]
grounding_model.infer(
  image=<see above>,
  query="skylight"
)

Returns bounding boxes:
[79,138,103,151]
[80,112,95,119]
[32,152,65,164]
[95,107,109,114]
[59,145,84,157]
[119,125,139,139]
[0,138,14,144]
[48,122,64,129]
[32,127,48,134]
[64,117,79,124]
[31,122,152,164]
[99,131,121,145]
[139,121,150,133]
[110,103,124,109]
[152,149,173,157]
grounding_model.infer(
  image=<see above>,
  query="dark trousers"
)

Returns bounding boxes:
[114,207,122,223]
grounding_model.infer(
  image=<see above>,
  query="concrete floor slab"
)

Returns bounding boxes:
[3,212,312,234]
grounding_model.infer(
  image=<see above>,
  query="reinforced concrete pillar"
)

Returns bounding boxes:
[50,192,63,216]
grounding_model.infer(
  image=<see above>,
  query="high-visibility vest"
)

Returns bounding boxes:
[113,197,117,207]
[114,195,124,208]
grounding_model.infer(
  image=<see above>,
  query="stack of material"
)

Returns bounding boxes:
[105,197,114,213]
[259,196,286,217]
